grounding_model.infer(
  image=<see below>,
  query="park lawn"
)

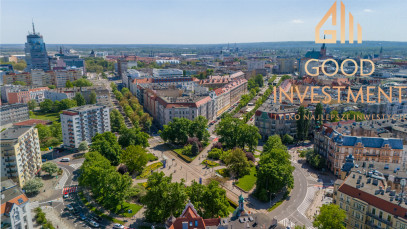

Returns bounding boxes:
[118,202,142,217]
[201,159,219,167]
[30,111,60,122]
[136,162,163,179]
[146,153,158,162]
[235,167,257,192]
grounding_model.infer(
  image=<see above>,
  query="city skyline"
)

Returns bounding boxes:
[1,0,407,44]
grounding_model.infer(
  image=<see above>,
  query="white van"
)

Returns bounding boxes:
[60,158,70,162]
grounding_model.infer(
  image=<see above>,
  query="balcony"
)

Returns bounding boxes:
[366,212,392,226]
[5,158,15,162]
[366,220,382,229]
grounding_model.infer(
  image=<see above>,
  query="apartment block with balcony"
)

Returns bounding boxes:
[60,105,110,148]
[334,171,407,229]
[0,104,30,127]
[0,126,42,187]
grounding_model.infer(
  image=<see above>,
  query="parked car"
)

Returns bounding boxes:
[88,220,99,228]
[60,158,70,162]
[63,192,69,198]
[66,204,74,211]
[113,223,125,229]
[80,213,87,221]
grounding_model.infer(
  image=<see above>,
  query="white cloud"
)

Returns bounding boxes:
[291,19,304,24]
[363,9,374,13]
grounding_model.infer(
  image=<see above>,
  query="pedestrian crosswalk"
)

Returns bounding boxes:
[69,163,82,170]
[62,185,78,194]
[297,186,318,216]
[54,171,68,190]
[278,219,315,229]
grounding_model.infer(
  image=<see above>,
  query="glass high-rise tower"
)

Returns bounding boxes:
[25,22,49,71]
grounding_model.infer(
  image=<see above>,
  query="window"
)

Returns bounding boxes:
[372,208,376,215]
[189,222,192,226]
[195,221,198,227]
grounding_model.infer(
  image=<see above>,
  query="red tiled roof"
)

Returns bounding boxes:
[338,183,407,219]
[0,194,29,215]
[13,119,51,126]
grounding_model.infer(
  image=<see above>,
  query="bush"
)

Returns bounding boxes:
[245,151,255,162]
[282,134,294,145]
[202,159,219,167]
[118,164,129,175]
[191,142,199,156]
[208,148,223,160]
[182,144,193,156]
[211,142,223,150]
[187,137,203,151]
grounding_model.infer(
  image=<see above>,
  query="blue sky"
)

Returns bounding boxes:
[1,0,406,44]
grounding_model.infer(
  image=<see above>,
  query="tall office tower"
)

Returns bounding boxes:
[0,126,42,187]
[24,22,49,71]
[60,105,111,148]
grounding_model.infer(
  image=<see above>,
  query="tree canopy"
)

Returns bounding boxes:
[41,162,59,176]
[160,116,210,145]
[121,145,148,174]
[118,127,149,149]
[222,148,252,178]
[313,204,346,229]
[91,132,122,165]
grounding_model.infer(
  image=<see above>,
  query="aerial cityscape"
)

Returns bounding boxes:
[1,0,407,229]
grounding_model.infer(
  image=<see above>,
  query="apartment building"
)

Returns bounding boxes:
[0,180,33,229]
[334,171,407,229]
[31,69,55,86]
[0,104,30,126]
[214,77,248,116]
[254,102,298,140]
[60,105,110,148]
[153,68,183,78]
[0,126,42,187]
[7,87,48,104]
[315,126,403,176]
[55,69,83,88]
[2,72,32,86]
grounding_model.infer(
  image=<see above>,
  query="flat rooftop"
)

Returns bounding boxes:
[0,126,32,141]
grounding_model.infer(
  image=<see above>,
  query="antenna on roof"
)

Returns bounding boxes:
[32,19,36,34]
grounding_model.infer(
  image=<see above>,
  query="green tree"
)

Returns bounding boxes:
[208,148,223,160]
[142,172,188,223]
[28,100,37,111]
[190,116,210,143]
[191,141,199,156]
[160,118,192,145]
[58,99,77,111]
[79,151,132,211]
[36,124,51,142]
[187,180,229,218]
[121,145,148,174]
[23,178,43,195]
[263,135,286,153]
[215,115,241,149]
[73,78,93,87]
[282,134,294,145]
[41,162,59,176]
[50,122,62,141]
[74,93,86,106]
[110,82,117,91]
[255,149,294,201]
[296,106,310,141]
[330,110,340,122]
[222,148,251,178]
[118,127,149,148]
[89,91,97,104]
[78,141,88,152]
[66,80,73,88]
[13,81,26,86]
[91,132,122,165]
[40,99,54,113]
[315,103,324,127]
[313,204,346,229]
[110,109,126,132]
[237,124,261,152]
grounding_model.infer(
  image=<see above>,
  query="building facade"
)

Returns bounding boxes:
[0,180,33,229]
[55,69,83,88]
[334,171,407,229]
[153,68,183,78]
[24,23,49,72]
[0,126,42,187]
[0,104,30,126]
[60,105,110,148]
[315,126,403,176]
